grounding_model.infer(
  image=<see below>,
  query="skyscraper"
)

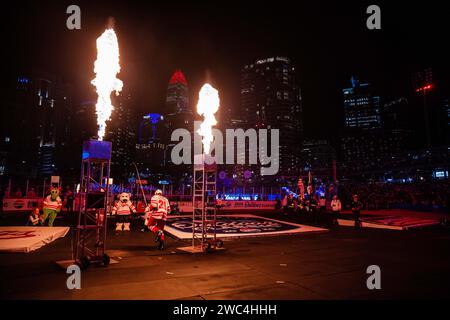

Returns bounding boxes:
[411,68,447,148]
[300,139,336,178]
[1,72,72,178]
[240,57,303,176]
[138,113,165,144]
[135,113,166,177]
[71,100,97,143]
[164,70,194,170]
[339,77,422,179]
[166,70,189,114]
[382,97,413,152]
[105,91,136,181]
[444,98,450,144]
[340,76,383,176]
[343,76,381,129]
[1,75,36,177]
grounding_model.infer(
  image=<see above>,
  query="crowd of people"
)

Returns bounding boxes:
[1,187,38,199]
[1,185,74,208]
[277,192,341,225]
[275,178,450,226]
[339,180,450,212]
[276,191,366,228]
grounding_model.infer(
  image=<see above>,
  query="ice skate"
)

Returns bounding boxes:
[154,229,162,242]
[157,238,165,250]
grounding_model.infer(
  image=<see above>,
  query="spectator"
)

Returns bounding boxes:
[4,186,11,199]
[27,207,42,226]
[14,188,23,198]
[27,187,37,198]
[64,186,74,214]
[338,179,449,212]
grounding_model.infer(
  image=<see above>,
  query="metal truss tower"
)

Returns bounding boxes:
[73,140,113,269]
[192,154,222,252]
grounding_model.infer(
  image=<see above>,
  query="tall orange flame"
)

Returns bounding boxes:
[91,28,123,141]
[196,84,220,155]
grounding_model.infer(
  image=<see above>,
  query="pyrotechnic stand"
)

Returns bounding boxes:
[73,140,113,269]
[191,154,222,252]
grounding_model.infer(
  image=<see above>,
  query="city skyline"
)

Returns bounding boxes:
[4,1,449,140]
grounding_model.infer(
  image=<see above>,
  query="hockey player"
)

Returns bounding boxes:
[112,193,137,231]
[42,186,62,227]
[144,189,170,250]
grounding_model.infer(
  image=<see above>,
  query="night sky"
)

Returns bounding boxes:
[2,0,449,141]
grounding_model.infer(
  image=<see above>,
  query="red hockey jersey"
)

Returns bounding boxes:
[146,195,170,220]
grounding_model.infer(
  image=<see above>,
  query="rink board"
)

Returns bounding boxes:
[0,226,69,253]
[164,214,327,239]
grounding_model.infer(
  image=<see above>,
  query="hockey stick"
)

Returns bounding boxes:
[132,162,148,207]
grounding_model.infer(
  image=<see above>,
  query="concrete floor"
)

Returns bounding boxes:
[1,212,450,299]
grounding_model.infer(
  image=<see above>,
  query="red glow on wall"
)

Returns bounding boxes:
[169,70,188,86]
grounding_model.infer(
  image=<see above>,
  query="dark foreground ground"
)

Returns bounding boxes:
[1,211,450,299]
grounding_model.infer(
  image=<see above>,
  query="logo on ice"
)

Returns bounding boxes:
[171,84,280,176]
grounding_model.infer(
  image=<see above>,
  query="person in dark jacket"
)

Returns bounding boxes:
[351,194,363,228]
[309,196,318,224]
[27,207,42,226]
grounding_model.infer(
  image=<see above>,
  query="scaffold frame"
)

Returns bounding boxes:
[192,154,221,252]
[73,141,113,269]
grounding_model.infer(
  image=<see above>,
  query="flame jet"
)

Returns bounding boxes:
[91,27,123,140]
[196,84,220,155]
